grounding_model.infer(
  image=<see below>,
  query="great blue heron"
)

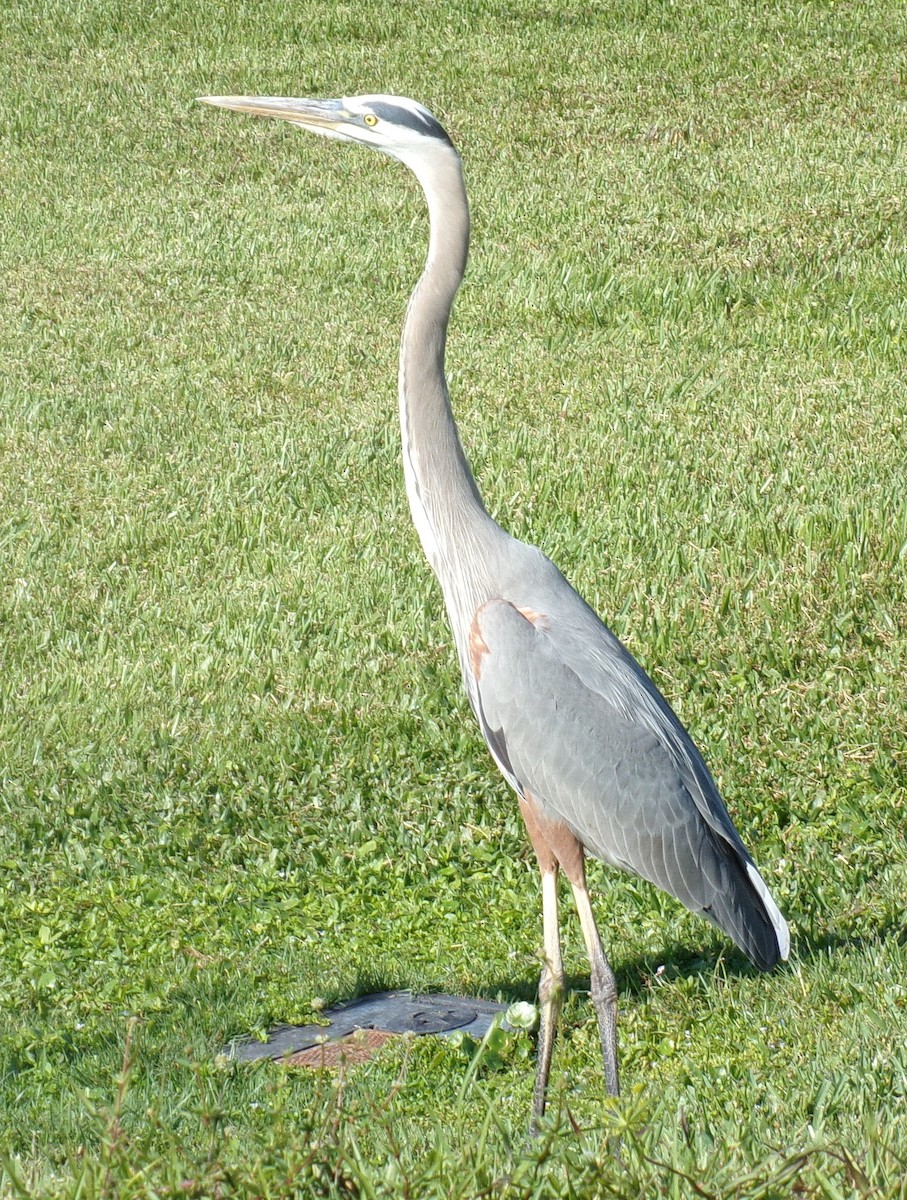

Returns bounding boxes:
[198,93,789,1126]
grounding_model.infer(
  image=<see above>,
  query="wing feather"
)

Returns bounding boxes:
[471,597,786,968]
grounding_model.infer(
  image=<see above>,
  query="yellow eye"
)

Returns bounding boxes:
[363,113,378,127]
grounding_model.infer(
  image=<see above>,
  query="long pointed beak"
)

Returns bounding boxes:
[198,95,353,138]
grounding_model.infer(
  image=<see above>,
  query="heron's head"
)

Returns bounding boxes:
[197,93,456,170]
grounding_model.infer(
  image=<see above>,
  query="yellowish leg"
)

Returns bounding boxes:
[530,866,565,1131]
[571,879,620,1098]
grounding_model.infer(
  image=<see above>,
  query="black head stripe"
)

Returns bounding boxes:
[368,101,453,145]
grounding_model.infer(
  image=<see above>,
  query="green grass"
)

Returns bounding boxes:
[2,0,906,1194]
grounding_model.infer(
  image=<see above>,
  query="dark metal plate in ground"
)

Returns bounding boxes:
[223,991,508,1063]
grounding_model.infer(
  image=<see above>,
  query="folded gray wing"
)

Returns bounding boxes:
[471,597,781,967]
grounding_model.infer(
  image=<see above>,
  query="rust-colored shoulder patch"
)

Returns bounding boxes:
[470,600,549,680]
[469,607,491,680]
[516,605,549,630]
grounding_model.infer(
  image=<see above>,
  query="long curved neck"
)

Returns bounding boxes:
[398,143,499,604]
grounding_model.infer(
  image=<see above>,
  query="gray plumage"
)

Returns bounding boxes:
[471,586,780,970]
[199,91,789,1128]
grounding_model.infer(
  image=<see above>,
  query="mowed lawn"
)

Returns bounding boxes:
[1,0,906,1194]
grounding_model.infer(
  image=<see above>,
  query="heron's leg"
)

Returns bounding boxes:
[517,793,580,1131]
[570,877,620,1098]
[531,864,565,1132]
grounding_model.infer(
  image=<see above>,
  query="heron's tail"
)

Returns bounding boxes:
[702,845,789,971]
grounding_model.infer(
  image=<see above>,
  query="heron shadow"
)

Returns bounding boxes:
[338,940,774,1017]
[482,917,906,1008]
[483,940,764,1009]
[327,919,905,1023]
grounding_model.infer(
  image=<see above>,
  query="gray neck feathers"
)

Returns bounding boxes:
[397,143,502,637]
